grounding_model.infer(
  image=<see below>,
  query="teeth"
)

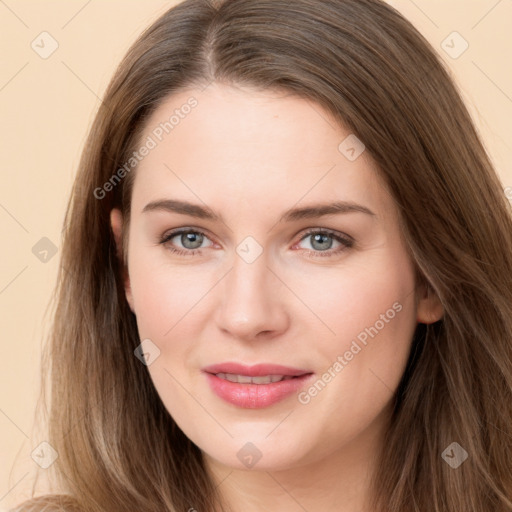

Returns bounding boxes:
[215,373,296,384]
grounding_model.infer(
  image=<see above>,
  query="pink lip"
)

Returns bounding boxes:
[202,362,311,377]
[202,362,314,409]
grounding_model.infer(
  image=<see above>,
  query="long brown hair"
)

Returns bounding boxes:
[11,0,512,510]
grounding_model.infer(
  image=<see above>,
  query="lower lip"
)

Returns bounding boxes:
[204,372,315,408]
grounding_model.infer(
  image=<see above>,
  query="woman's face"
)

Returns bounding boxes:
[111,83,442,474]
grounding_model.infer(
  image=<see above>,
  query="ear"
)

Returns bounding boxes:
[110,208,135,313]
[416,281,443,324]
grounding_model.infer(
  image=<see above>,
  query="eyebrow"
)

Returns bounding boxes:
[141,199,376,222]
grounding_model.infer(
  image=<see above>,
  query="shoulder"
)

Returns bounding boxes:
[8,494,82,512]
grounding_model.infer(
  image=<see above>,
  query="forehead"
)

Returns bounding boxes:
[130,83,393,220]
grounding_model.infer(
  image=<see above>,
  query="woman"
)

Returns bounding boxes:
[11,0,512,510]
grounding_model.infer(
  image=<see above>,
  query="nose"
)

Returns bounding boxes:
[214,249,290,341]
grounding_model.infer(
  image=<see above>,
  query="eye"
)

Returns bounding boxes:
[159,228,213,256]
[294,228,354,258]
[159,227,354,259]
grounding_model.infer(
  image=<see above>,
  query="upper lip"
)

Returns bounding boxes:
[202,362,312,377]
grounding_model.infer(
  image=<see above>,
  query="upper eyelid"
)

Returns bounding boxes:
[162,227,215,244]
[162,226,352,246]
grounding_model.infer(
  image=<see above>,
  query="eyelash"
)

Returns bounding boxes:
[158,227,354,259]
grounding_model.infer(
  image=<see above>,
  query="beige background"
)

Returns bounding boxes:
[1,0,511,509]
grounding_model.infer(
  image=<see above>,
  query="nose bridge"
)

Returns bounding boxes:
[227,242,271,306]
[214,238,288,338]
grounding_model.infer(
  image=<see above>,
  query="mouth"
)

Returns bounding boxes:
[210,373,307,384]
[201,362,315,408]
[201,361,312,378]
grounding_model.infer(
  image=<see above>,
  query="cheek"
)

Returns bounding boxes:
[297,248,418,390]
[291,252,418,445]
[128,248,216,340]
[292,252,416,343]
[127,253,211,409]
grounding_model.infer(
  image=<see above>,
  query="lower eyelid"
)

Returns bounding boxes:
[160,229,353,254]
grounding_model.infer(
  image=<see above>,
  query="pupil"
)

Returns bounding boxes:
[312,233,332,251]
[183,232,202,249]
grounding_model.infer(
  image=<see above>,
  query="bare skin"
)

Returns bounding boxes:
[111,82,443,512]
